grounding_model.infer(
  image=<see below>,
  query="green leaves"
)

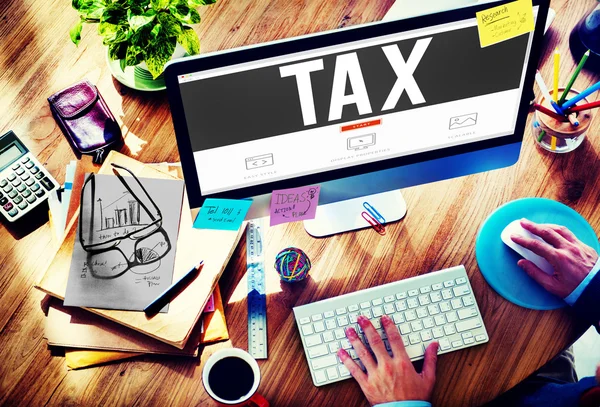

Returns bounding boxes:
[70,20,83,45]
[178,26,199,55]
[70,0,216,78]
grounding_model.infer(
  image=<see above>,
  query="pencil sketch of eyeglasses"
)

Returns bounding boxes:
[79,164,172,279]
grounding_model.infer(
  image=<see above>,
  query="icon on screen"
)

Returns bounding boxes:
[449,113,478,130]
[245,153,274,170]
[347,133,376,151]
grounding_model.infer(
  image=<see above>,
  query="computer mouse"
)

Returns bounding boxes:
[500,220,555,275]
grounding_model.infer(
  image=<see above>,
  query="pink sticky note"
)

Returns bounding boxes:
[270,185,320,226]
[203,293,215,313]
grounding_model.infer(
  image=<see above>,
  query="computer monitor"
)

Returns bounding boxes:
[165,0,549,237]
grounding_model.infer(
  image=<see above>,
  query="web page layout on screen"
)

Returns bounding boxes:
[179,15,535,195]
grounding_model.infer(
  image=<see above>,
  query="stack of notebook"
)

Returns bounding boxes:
[36,152,245,368]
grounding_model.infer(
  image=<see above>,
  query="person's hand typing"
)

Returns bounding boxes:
[337,315,439,406]
[510,219,599,298]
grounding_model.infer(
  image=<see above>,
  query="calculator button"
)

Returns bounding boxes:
[41,177,55,191]
[24,161,34,169]
[0,179,7,187]
[21,157,30,164]
[11,178,21,186]
[11,163,20,171]
[20,173,30,180]
[34,171,44,179]
[2,184,11,193]
[16,184,26,192]
[8,189,18,199]
[22,189,31,198]
[0,197,7,206]
[7,207,18,217]
[7,174,16,181]
[26,194,36,204]
[13,195,23,204]
[35,189,45,198]
[25,178,34,186]
[30,183,40,192]
[3,202,13,211]
[18,201,28,210]
[15,168,25,176]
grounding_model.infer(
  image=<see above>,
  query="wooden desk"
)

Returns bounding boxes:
[0,0,598,405]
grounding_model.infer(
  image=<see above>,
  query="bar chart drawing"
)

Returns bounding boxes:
[97,195,146,231]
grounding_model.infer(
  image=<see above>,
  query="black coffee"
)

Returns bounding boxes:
[208,356,255,401]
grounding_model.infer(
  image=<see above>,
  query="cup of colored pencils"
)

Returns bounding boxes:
[533,49,598,153]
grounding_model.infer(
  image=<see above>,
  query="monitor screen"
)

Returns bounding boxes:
[166,0,547,208]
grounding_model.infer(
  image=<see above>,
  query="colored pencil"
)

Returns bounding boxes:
[559,50,590,104]
[550,136,557,151]
[562,80,600,109]
[553,48,560,103]
[565,99,600,113]
[533,103,567,122]
[535,70,565,115]
[567,113,579,127]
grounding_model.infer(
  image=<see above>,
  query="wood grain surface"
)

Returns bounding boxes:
[1,0,599,406]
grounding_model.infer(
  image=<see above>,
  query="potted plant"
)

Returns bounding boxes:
[70,0,216,80]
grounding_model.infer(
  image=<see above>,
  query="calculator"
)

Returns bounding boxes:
[0,130,58,221]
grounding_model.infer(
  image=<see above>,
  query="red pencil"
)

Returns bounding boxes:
[533,103,567,122]
[565,99,600,113]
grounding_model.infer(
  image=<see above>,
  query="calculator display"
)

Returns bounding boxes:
[0,144,24,171]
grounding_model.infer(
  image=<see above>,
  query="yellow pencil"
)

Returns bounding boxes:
[551,136,557,151]
[553,48,560,102]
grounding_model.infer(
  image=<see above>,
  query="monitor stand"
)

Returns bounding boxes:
[303,190,407,237]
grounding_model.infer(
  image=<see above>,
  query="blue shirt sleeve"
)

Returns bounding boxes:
[564,257,600,306]
[374,402,431,407]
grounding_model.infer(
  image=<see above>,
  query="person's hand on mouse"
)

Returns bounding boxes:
[337,315,439,406]
[510,219,599,298]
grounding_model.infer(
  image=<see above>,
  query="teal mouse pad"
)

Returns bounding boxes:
[475,197,600,310]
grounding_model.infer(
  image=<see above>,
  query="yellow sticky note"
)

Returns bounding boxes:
[476,0,535,48]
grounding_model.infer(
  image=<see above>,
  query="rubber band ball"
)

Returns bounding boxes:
[274,247,311,282]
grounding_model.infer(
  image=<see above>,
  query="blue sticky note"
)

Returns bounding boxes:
[194,198,252,231]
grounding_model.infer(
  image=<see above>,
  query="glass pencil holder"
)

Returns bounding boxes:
[533,87,593,154]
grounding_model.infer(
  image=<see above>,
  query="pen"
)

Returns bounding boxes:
[144,261,204,316]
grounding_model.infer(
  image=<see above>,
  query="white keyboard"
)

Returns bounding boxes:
[293,265,489,386]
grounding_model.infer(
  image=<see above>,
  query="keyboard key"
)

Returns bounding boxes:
[432,283,443,290]
[383,303,395,314]
[395,300,407,312]
[475,334,487,342]
[302,325,314,335]
[453,285,471,296]
[335,308,347,315]
[455,318,482,332]
[439,338,451,350]
[416,308,428,318]
[323,332,335,342]
[407,298,419,309]
[312,314,323,322]
[423,317,435,329]
[7,207,18,217]
[299,317,311,324]
[430,292,442,302]
[314,369,327,384]
[337,316,349,326]
[305,334,322,347]
[372,298,383,306]
[420,286,431,294]
[456,277,467,285]
[462,332,473,339]
[348,312,358,323]
[405,344,424,359]
[360,309,372,319]
[372,306,383,317]
[408,289,419,297]
[452,340,462,348]
[434,315,446,325]
[323,311,334,319]
[399,323,411,335]
[329,342,341,353]
[371,319,382,330]
[441,289,453,300]
[393,313,405,324]
[401,335,409,346]
[464,337,475,345]
[326,367,339,380]
[411,321,423,332]
[339,365,351,377]
[446,311,458,323]
[325,319,336,330]
[463,296,475,306]
[458,307,478,320]
[443,324,456,335]
[440,301,451,312]
[348,349,358,359]
[340,339,352,350]
[451,299,463,309]
[308,344,329,358]
[409,333,421,344]
[404,310,417,321]
[420,330,433,342]
[348,304,359,312]
[383,295,395,303]
[443,280,455,288]
[360,301,370,309]
[432,327,444,338]
[418,295,430,306]
[334,329,345,339]
[314,321,325,333]
[396,292,407,300]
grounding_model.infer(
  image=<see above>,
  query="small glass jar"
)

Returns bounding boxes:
[533,88,593,153]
